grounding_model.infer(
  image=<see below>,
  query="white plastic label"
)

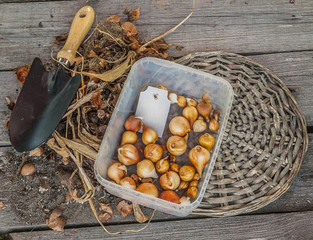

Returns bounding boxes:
[135,86,171,137]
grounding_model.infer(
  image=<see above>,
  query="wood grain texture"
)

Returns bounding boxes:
[9,211,313,240]
[0,0,313,70]
[0,134,312,233]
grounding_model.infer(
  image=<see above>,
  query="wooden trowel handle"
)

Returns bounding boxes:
[57,6,95,65]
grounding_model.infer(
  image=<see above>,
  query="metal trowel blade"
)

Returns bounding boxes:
[9,57,81,152]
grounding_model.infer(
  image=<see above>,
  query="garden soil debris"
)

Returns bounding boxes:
[4,5,190,231]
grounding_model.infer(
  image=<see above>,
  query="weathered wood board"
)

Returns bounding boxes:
[9,211,313,240]
[1,0,313,70]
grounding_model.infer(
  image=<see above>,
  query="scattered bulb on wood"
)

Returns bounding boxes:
[190,180,198,187]
[180,196,191,205]
[168,92,178,104]
[167,135,187,156]
[179,165,196,182]
[182,106,198,127]
[121,131,137,146]
[155,84,168,91]
[209,117,219,132]
[177,96,187,108]
[21,162,35,176]
[107,162,127,184]
[117,144,141,165]
[124,115,142,132]
[193,119,207,132]
[137,159,158,178]
[142,124,158,145]
[177,181,189,190]
[169,116,191,137]
[120,177,136,190]
[159,190,180,204]
[212,109,220,121]
[189,145,210,177]
[144,144,163,162]
[170,163,180,173]
[159,171,180,190]
[186,98,197,107]
[136,183,159,198]
[156,157,170,174]
[199,133,215,151]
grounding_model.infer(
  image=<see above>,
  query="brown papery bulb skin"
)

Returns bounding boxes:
[136,183,159,198]
[121,131,137,146]
[212,109,220,121]
[199,133,215,151]
[166,136,187,156]
[177,96,187,108]
[169,116,191,137]
[186,98,197,107]
[189,145,210,177]
[202,91,210,103]
[156,158,170,174]
[118,144,141,165]
[142,124,158,145]
[159,190,180,204]
[124,115,142,132]
[159,171,180,190]
[182,106,198,127]
[197,101,212,121]
[144,144,163,162]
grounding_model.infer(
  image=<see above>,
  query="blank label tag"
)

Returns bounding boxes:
[135,86,171,137]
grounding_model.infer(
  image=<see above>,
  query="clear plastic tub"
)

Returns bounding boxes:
[94,57,234,216]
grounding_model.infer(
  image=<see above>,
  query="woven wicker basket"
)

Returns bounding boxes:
[175,52,308,217]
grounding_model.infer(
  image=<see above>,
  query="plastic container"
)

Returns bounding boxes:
[94,57,234,216]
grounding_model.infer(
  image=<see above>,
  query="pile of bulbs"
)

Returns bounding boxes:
[107,90,220,205]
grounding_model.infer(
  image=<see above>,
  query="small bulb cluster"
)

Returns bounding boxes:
[106,90,220,204]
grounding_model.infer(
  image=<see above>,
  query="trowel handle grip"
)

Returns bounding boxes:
[57,6,95,65]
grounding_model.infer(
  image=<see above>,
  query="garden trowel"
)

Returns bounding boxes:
[9,6,95,152]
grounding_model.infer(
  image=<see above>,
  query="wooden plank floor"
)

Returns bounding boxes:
[0,0,312,239]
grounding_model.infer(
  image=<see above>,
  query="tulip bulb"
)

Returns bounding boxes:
[212,109,220,121]
[199,133,215,151]
[182,106,198,127]
[179,165,196,182]
[170,163,180,172]
[144,144,163,162]
[209,117,219,132]
[159,171,180,190]
[202,91,210,103]
[120,177,136,190]
[186,98,197,107]
[124,115,142,132]
[121,131,137,146]
[193,119,207,132]
[168,92,178,104]
[197,101,212,121]
[137,159,158,178]
[156,157,170,174]
[167,136,187,156]
[169,116,191,137]
[107,162,127,184]
[189,145,210,177]
[118,144,141,165]
[159,190,180,204]
[178,181,189,190]
[186,186,198,199]
[136,183,159,198]
[180,196,191,205]
[142,124,158,145]
[177,96,187,108]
